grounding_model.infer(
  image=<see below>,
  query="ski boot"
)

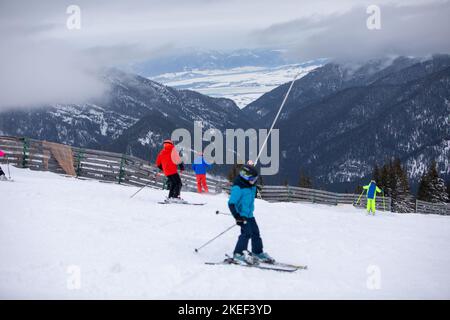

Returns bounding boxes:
[164,197,187,204]
[232,252,255,265]
[252,252,275,264]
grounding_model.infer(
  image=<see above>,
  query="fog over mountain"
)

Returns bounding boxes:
[1,0,449,109]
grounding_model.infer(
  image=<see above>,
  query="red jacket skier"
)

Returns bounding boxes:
[155,140,184,199]
[0,149,6,180]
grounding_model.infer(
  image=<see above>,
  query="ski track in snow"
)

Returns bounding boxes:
[1,167,449,299]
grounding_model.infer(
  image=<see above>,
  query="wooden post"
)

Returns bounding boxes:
[74,149,85,177]
[21,137,29,168]
[118,154,126,184]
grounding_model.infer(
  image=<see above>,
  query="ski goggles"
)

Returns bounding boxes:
[240,172,259,184]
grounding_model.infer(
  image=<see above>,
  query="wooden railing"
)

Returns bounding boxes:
[416,200,450,215]
[2,135,448,215]
[259,185,391,211]
[0,136,228,193]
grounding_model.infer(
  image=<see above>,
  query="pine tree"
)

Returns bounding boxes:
[379,162,391,196]
[372,164,380,185]
[447,180,450,203]
[390,158,414,213]
[354,185,363,194]
[427,161,449,203]
[298,170,313,189]
[375,158,413,213]
[418,161,449,203]
[417,172,431,201]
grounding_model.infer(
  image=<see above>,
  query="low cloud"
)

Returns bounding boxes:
[0,39,107,110]
[0,0,448,109]
[252,1,450,62]
[0,1,172,110]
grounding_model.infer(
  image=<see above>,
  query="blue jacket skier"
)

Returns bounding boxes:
[192,154,212,193]
[228,163,273,263]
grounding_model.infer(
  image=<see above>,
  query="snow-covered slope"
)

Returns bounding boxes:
[150,63,322,108]
[1,167,449,299]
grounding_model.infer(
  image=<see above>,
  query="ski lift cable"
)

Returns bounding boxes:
[254,71,302,165]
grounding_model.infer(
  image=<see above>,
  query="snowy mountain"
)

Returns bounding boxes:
[129,48,302,76]
[0,69,250,161]
[0,55,448,191]
[244,55,450,189]
[2,166,449,298]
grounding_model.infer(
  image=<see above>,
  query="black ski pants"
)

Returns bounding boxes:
[167,173,182,198]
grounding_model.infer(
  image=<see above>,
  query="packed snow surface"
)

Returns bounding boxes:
[1,166,449,299]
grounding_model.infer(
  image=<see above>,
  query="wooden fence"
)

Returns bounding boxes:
[416,200,450,215]
[1,135,448,215]
[259,185,391,211]
[0,136,228,193]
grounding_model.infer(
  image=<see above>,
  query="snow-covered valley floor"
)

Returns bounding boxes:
[149,63,320,108]
[1,166,449,299]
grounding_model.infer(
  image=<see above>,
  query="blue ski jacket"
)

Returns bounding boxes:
[228,176,257,218]
[364,181,382,199]
[192,156,211,175]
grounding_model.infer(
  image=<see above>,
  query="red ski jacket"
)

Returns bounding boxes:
[155,142,182,176]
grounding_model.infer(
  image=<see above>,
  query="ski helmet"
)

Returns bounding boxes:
[239,164,259,184]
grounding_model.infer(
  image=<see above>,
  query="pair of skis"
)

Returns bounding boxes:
[206,254,307,273]
[156,203,307,272]
[157,198,205,205]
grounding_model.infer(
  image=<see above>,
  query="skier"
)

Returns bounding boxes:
[155,140,185,201]
[0,149,6,181]
[363,180,382,215]
[228,163,274,264]
[192,152,211,193]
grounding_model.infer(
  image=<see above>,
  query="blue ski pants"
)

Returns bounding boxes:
[234,218,263,255]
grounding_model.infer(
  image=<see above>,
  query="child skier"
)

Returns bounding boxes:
[192,152,211,193]
[155,140,185,201]
[228,163,274,264]
[363,180,382,215]
[0,149,6,181]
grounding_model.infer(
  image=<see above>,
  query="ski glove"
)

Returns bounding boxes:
[229,203,246,226]
[178,162,185,171]
[235,216,246,226]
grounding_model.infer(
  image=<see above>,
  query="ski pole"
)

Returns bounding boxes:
[130,172,160,199]
[194,224,237,253]
[6,157,11,180]
[355,189,365,206]
[215,210,231,216]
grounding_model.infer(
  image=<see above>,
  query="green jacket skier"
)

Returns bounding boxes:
[363,180,382,214]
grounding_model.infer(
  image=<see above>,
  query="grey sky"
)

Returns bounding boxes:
[0,0,448,108]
